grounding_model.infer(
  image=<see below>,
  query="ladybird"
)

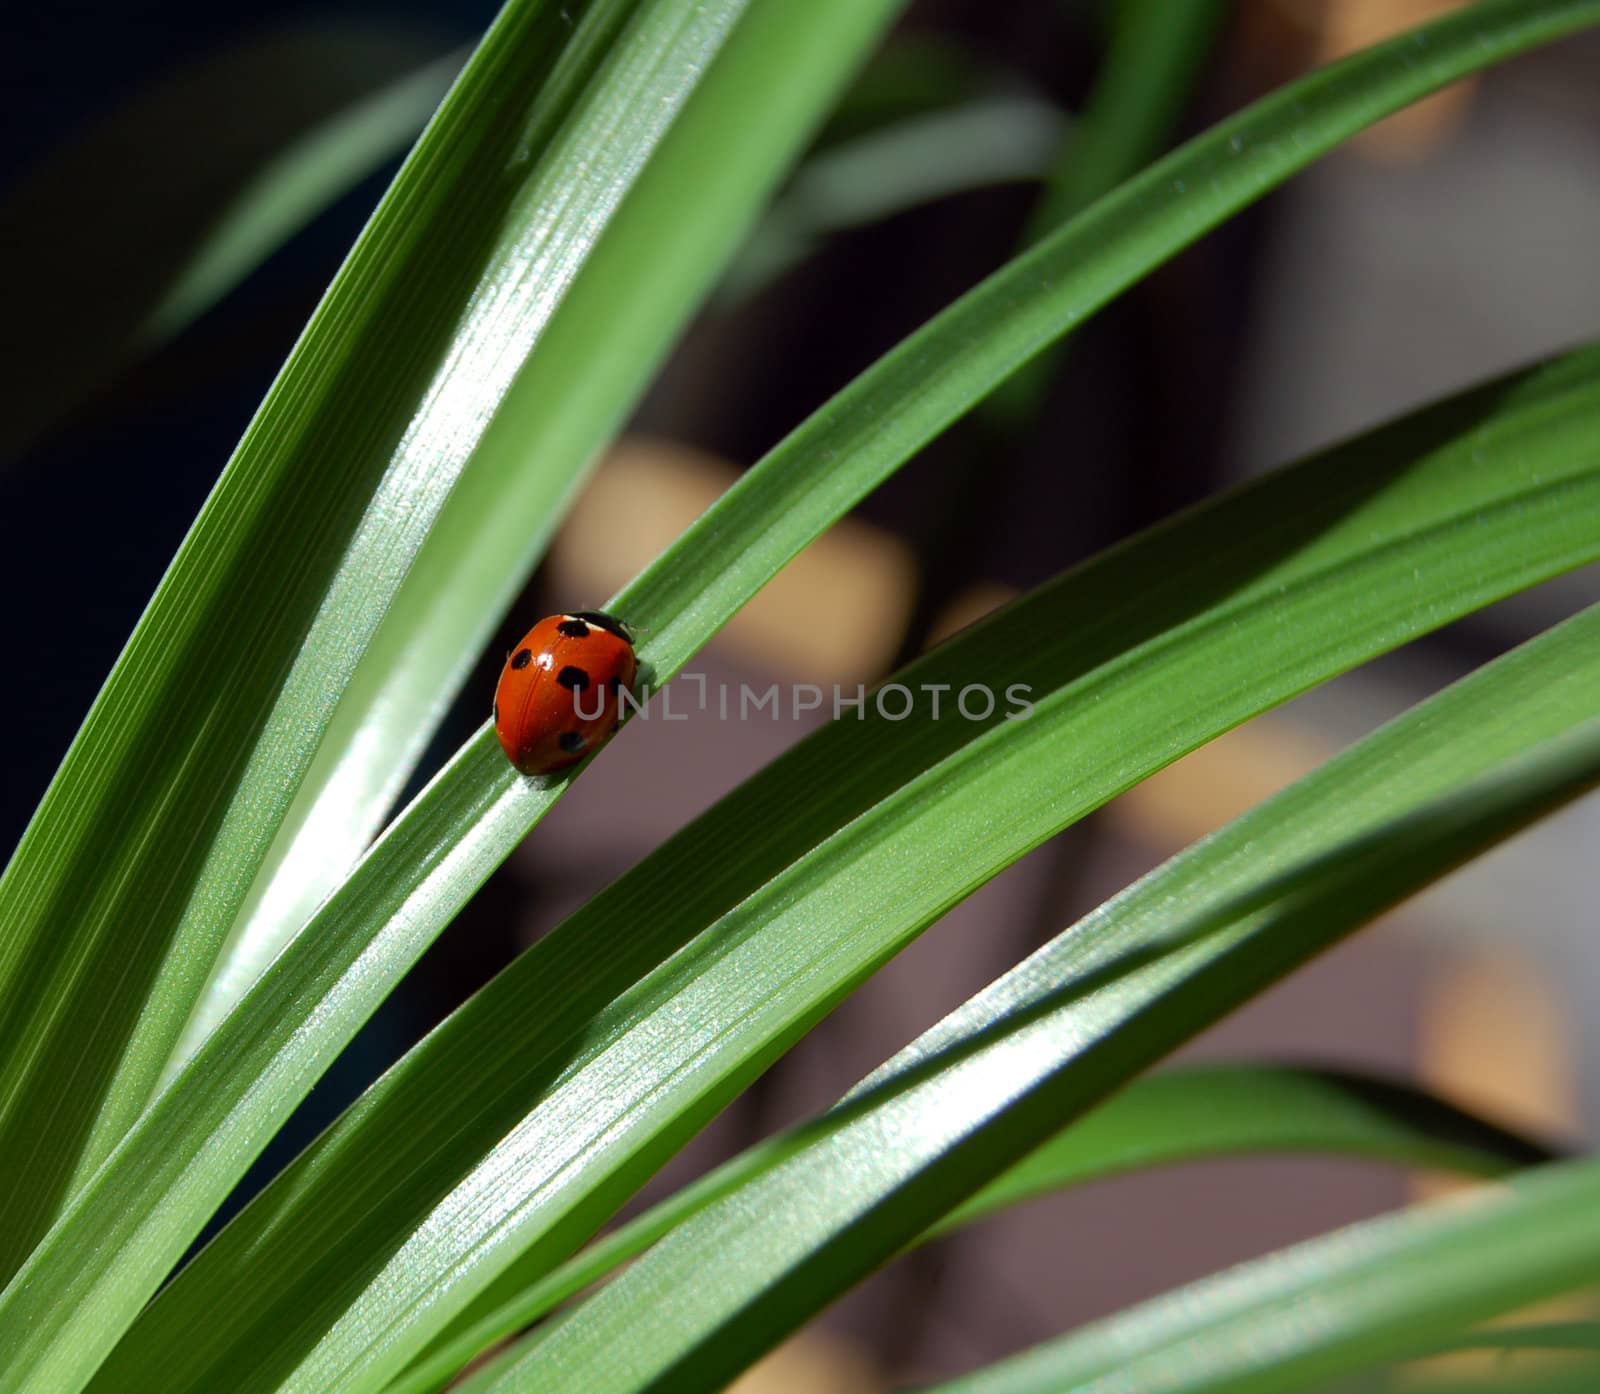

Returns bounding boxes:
[494,611,637,775]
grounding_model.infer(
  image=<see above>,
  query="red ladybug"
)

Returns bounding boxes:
[494,611,637,775]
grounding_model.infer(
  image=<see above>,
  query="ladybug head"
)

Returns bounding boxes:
[567,610,633,642]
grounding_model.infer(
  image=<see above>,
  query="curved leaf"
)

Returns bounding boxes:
[462,612,1600,1393]
[0,2,909,1390]
[144,49,466,343]
[723,92,1067,300]
[98,334,1600,1394]
[1023,0,1229,246]
[918,1157,1600,1394]
[991,0,1228,421]
[1440,1323,1600,1352]
[0,0,764,1275]
[388,1064,1558,1394]
[167,0,902,1074]
[932,1064,1562,1234]
[0,19,453,460]
[15,0,1599,1385]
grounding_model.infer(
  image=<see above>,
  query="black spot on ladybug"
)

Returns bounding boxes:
[556,618,590,639]
[511,648,533,670]
[556,665,590,690]
[609,674,623,693]
[558,731,586,753]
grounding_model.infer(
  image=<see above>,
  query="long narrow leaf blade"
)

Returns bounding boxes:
[143,50,464,344]
[466,615,1600,1393]
[991,0,1227,421]
[31,0,1600,1382]
[0,3,909,1391]
[168,0,902,1072]
[932,1064,1561,1233]
[919,1157,1600,1394]
[388,1064,1557,1394]
[0,20,453,461]
[0,0,758,1273]
[724,93,1067,300]
[96,337,1600,1394]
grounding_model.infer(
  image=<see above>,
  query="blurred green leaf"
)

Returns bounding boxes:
[390,1063,1557,1394]
[992,0,1229,422]
[1027,0,1229,244]
[931,1064,1562,1234]
[465,613,1600,1394]
[143,49,466,343]
[814,33,1017,146]
[723,92,1067,301]
[0,19,454,460]
[1420,1322,1600,1356]
[1345,1365,1600,1394]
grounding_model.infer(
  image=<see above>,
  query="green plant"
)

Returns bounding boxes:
[2,1,1598,1392]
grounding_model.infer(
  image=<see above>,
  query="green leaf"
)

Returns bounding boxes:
[461,612,1600,1394]
[0,19,453,461]
[813,33,1012,146]
[1027,0,1229,244]
[164,0,902,1079]
[13,1,1597,1387]
[0,0,749,1267]
[1421,1321,1600,1355]
[916,1157,1600,1394]
[0,0,907,1389]
[1351,1366,1600,1394]
[722,92,1067,301]
[95,334,1600,1394]
[991,0,1228,421]
[143,49,465,344]
[1386,1371,1600,1394]
[387,1064,1557,1394]
[931,1064,1561,1235]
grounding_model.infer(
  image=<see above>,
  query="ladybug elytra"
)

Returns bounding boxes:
[493,611,637,775]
